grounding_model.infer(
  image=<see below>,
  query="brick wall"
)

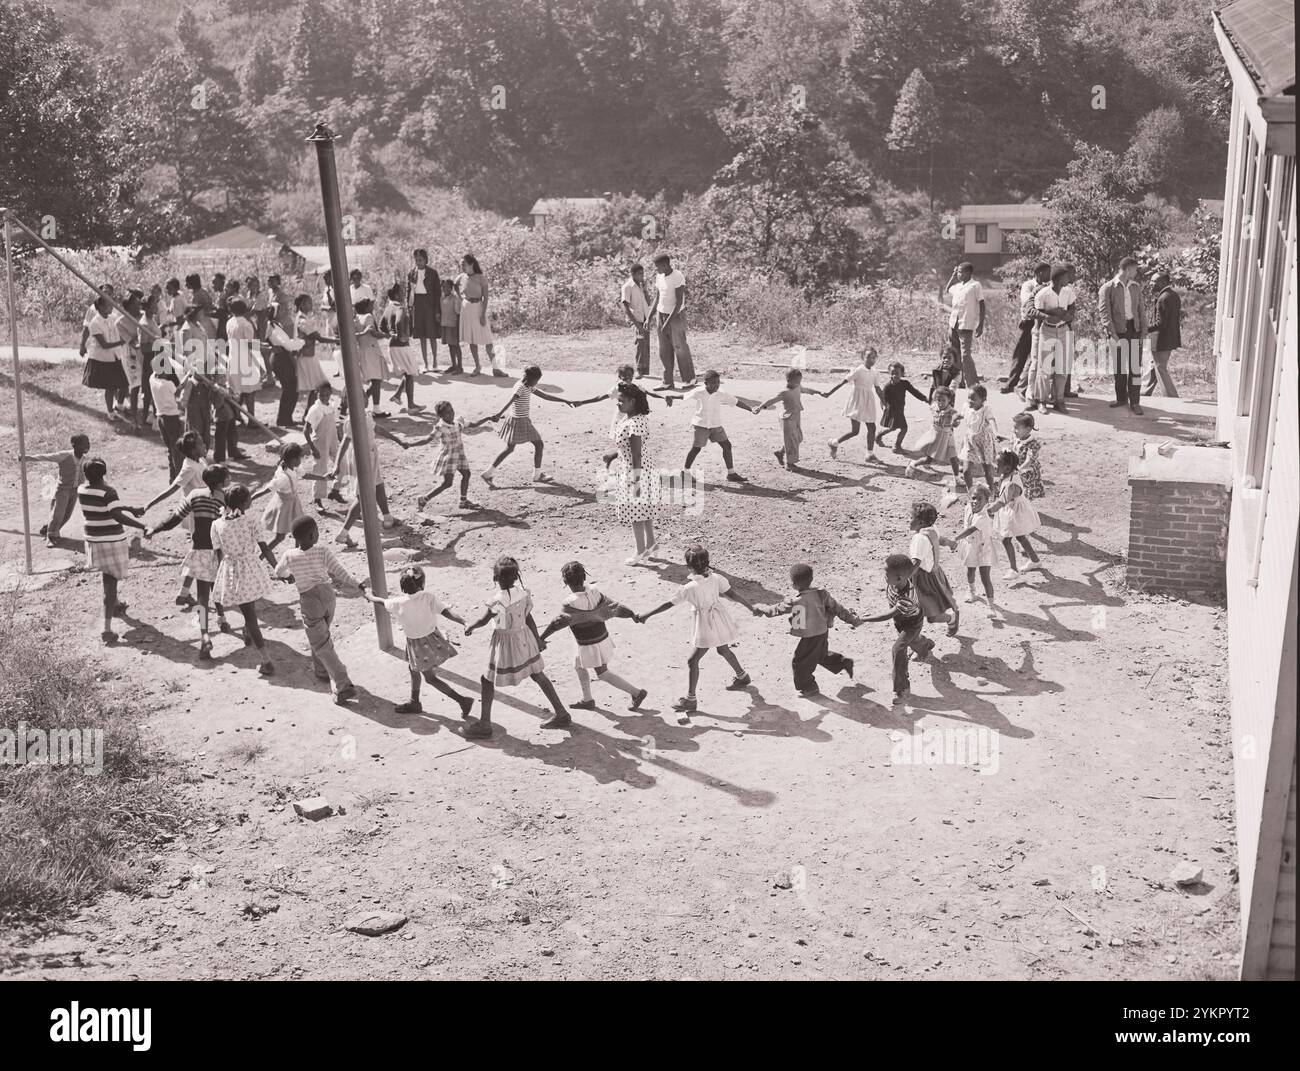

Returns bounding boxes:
[1126,446,1232,597]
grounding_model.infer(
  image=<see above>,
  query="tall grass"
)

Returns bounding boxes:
[0,595,189,924]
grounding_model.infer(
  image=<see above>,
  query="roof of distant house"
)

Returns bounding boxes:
[1216,0,1295,98]
[957,204,1048,227]
[291,245,377,274]
[172,225,285,252]
[528,197,611,216]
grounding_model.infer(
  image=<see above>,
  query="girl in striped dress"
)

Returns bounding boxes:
[212,484,276,676]
[146,464,232,658]
[408,400,478,513]
[462,556,571,740]
[477,365,569,486]
[538,561,647,712]
[77,457,148,643]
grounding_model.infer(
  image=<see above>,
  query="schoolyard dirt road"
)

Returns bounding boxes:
[1,329,1239,979]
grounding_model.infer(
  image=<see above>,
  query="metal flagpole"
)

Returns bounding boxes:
[307,123,392,648]
[2,209,34,575]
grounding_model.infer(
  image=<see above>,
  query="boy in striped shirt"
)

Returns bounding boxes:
[77,457,149,643]
[273,516,363,704]
[861,553,935,705]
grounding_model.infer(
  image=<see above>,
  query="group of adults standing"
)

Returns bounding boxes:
[939,257,1183,413]
[618,253,696,388]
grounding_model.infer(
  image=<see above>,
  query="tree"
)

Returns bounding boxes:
[237,36,281,108]
[704,106,873,288]
[1002,142,1166,332]
[287,0,356,112]
[131,50,270,244]
[886,69,940,207]
[0,1,136,245]
[1125,107,1188,196]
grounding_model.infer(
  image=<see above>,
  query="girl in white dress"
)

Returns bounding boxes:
[943,484,998,606]
[212,484,276,676]
[383,284,424,413]
[253,443,306,554]
[959,384,998,492]
[987,449,1043,580]
[823,346,882,462]
[293,295,334,409]
[637,545,751,718]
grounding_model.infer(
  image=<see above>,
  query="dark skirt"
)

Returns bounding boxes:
[411,293,440,339]
[914,565,957,621]
[83,357,127,391]
[407,630,456,672]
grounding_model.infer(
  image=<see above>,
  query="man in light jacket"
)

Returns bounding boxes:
[1097,256,1146,415]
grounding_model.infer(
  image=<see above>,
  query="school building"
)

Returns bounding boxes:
[1210,0,1295,981]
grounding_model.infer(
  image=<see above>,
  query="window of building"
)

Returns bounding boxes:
[974,224,988,245]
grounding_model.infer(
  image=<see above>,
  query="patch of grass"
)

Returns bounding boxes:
[226,739,267,765]
[0,594,189,924]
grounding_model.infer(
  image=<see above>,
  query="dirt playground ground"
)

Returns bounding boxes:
[0,329,1240,979]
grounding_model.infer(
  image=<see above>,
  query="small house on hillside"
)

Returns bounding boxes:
[528,196,612,230]
[956,204,1048,269]
[171,224,295,273]
[290,245,377,277]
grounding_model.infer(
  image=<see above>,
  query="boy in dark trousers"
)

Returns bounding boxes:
[754,563,860,696]
[22,432,90,546]
[861,553,935,705]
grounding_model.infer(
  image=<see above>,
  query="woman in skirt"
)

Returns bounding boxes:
[409,399,479,513]
[382,283,424,413]
[212,484,276,676]
[462,556,571,739]
[477,365,568,486]
[456,253,504,376]
[908,500,960,636]
[408,249,441,370]
[253,442,307,555]
[363,565,474,717]
[82,294,129,415]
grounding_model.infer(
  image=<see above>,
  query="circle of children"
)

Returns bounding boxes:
[27,253,1048,739]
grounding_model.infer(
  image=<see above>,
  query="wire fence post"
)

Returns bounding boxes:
[3,209,34,576]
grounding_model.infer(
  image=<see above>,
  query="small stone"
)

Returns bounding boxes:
[772,872,793,890]
[344,910,407,936]
[292,797,334,821]
[1169,861,1203,886]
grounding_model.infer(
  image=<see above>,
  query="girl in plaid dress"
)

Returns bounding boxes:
[478,365,569,486]
[408,400,480,513]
